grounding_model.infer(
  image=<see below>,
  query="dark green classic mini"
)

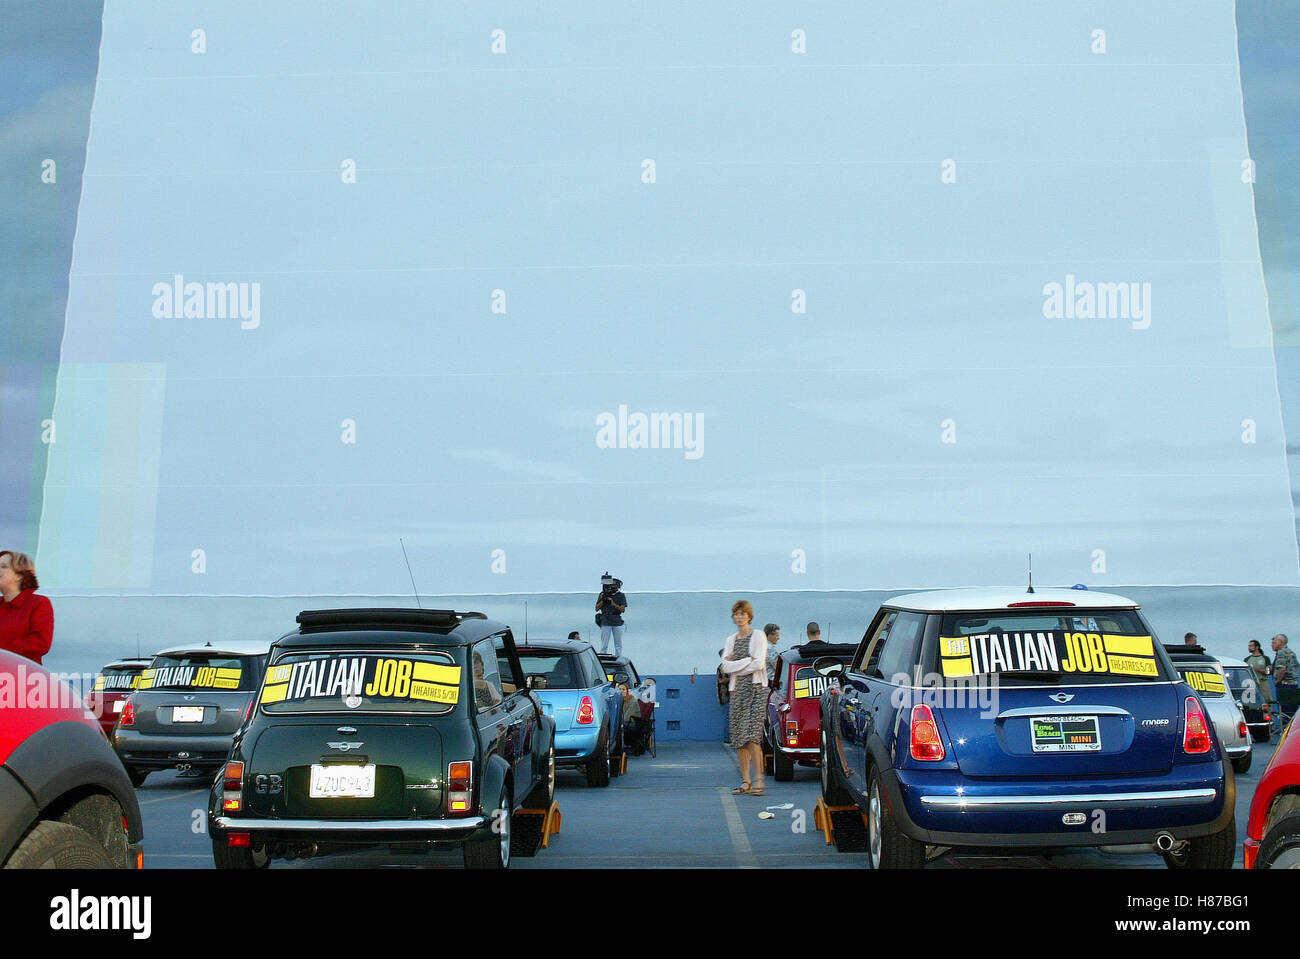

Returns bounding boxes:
[207,608,556,870]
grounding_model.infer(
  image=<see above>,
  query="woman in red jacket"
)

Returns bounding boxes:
[0,551,54,665]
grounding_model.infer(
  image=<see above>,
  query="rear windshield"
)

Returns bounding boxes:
[94,666,145,692]
[1222,665,1253,697]
[792,666,838,699]
[139,655,259,691]
[517,652,584,689]
[936,610,1171,684]
[260,650,462,714]
[1177,666,1228,698]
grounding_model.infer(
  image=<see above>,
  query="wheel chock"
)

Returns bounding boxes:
[518,800,562,849]
[813,797,861,846]
[619,754,628,775]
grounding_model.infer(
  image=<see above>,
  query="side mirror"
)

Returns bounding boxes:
[526,673,548,691]
[812,656,846,680]
[612,671,630,686]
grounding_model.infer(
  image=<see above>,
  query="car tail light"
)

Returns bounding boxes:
[785,720,798,746]
[1183,696,1212,754]
[222,761,244,812]
[119,698,135,727]
[228,833,251,848]
[910,704,945,761]
[1238,720,1249,740]
[575,696,595,725]
[447,761,472,814]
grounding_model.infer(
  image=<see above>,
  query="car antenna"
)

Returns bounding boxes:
[524,600,529,641]
[399,537,422,609]
[1027,553,1035,594]
[136,632,140,658]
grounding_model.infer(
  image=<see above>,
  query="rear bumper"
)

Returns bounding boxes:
[774,743,819,759]
[211,816,487,844]
[885,763,1233,848]
[113,729,234,769]
[554,725,601,765]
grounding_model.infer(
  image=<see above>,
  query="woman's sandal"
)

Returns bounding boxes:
[750,782,766,797]
[732,782,752,795]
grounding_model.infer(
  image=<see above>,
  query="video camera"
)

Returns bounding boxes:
[600,572,622,596]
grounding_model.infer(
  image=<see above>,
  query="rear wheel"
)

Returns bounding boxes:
[585,731,611,788]
[211,837,270,870]
[1257,814,1300,869]
[866,766,925,869]
[1163,817,1236,870]
[521,740,556,809]
[1233,752,1253,774]
[819,727,852,806]
[773,742,795,782]
[464,790,511,870]
[1251,724,1273,744]
[5,821,115,869]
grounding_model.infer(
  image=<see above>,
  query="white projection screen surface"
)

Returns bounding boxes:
[38,1,1299,596]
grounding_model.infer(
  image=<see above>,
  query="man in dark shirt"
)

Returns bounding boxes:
[595,574,627,656]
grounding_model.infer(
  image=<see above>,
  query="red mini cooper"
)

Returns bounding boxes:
[1244,717,1300,868]
[765,642,857,780]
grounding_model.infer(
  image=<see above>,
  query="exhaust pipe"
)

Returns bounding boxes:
[1155,832,1176,852]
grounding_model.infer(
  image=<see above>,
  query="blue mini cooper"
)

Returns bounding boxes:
[817,588,1235,868]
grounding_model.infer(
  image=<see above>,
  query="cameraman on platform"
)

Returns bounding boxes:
[595,572,628,656]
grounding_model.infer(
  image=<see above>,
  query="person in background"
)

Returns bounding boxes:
[595,573,627,656]
[763,623,781,683]
[1184,632,1198,647]
[567,631,581,641]
[1271,634,1298,733]
[1245,640,1272,710]
[721,599,768,796]
[0,551,53,666]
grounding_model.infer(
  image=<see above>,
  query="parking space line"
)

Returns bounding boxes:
[139,789,205,805]
[716,787,758,868]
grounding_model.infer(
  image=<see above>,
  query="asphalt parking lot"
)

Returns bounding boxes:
[137,738,1274,869]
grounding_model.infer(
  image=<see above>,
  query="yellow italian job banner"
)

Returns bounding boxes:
[792,666,837,699]
[260,654,462,710]
[136,665,243,690]
[1178,668,1227,697]
[939,631,1158,679]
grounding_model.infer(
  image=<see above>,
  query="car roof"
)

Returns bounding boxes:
[274,608,508,649]
[884,587,1139,613]
[153,639,273,657]
[100,658,153,670]
[781,642,858,664]
[517,639,592,653]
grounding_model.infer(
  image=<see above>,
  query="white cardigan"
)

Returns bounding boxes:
[721,629,769,691]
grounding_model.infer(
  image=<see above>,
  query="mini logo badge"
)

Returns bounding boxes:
[184,694,196,701]
[344,694,362,709]
[1050,693,1075,703]
[326,741,364,751]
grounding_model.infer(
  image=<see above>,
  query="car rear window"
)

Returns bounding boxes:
[517,652,583,689]
[1222,666,1253,698]
[792,665,838,699]
[260,650,461,714]
[139,655,259,691]
[94,666,145,692]
[936,609,1171,684]
[1177,666,1228,698]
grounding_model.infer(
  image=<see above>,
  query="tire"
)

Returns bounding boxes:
[463,789,511,870]
[1252,725,1273,744]
[127,767,149,788]
[609,723,623,778]
[521,739,555,809]
[773,743,795,782]
[1233,752,1253,775]
[1163,817,1236,870]
[4,821,115,869]
[1256,814,1300,869]
[58,794,129,868]
[585,731,611,788]
[211,837,270,870]
[819,726,852,806]
[866,766,925,869]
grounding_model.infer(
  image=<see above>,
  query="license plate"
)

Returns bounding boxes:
[112,700,125,713]
[1030,715,1101,752]
[309,764,376,799]
[171,706,204,723]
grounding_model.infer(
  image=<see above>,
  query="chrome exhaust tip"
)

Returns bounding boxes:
[1154,832,1176,852]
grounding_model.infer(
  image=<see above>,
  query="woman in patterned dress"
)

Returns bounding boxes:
[721,599,769,796]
